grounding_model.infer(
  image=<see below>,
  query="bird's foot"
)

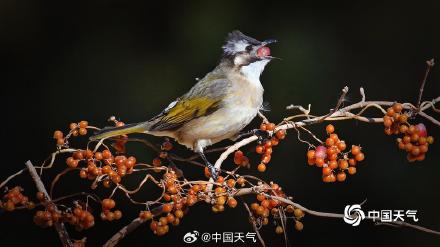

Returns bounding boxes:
[207,162,219,181]
[234,129,270,142]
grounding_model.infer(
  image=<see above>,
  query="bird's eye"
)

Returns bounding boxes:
[245,45,253,52]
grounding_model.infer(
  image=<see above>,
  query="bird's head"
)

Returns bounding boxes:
[222,30,277,67]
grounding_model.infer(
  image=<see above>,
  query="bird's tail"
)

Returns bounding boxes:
[89,122,149,141]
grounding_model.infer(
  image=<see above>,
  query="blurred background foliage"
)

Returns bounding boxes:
[1,1,439,246]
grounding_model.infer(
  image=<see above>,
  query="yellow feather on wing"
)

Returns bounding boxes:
[149,97,221,131]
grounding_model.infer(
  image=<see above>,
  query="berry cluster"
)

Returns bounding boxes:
[0,186,33,211]
[249,183,303,234]
[254,122,287,172]
[211,178,238,213]
[33,196,95,231]
[101,198,122,221]
[66,148,138,187]
[53,120,89,146]
[63,204,95,231]
[306,124,364,182]
[383,103,434,162]
[141,171,193,236]
[233,150,250,168]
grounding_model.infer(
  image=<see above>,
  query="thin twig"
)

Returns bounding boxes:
[417,59,435,110]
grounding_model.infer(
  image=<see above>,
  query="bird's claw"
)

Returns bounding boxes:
[254,129,270,144]
[207,163,219,181]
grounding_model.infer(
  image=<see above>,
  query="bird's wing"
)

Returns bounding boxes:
[148,77,230,131]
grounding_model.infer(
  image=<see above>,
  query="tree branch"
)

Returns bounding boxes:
[25,160,73,247]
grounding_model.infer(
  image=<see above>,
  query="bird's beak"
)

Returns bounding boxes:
[258,39,279,60]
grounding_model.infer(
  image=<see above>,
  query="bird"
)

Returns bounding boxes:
[90,30,277,179]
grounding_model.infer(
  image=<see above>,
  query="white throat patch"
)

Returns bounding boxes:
[240,60,270,86]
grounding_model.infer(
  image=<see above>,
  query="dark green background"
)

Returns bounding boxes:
[1,1,439,246]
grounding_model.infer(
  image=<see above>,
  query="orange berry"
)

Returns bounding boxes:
[257,193,266,202]
[306,150,315,159]
[328,160,338,169]
[386,107,395,117]
[326,124,335,134]
[270,137,279,146]
[393,103,403,113]
[399,125,408,134]
[420,144,428,153]
[294,220,304,231]
[257,163,266,172]
[322,167,332,176]
[255,145,264,154]
[275,129,286,139]
[427,136,434,144]
[336,172,346,182]
[114,210,122,220]
[56,138,65,145]
[383,116,393,127]
[79,121,88,128]
[315,158,325,167]
[66,157,79,168]
[264,147,273,155]
[410,133,419,142]
[36,192,45,202]
[94,152,103,160]
[102,198,115,209]
[348,166,357,175]
[355,152,365,162]
[337,141,346,151]
[398,114,408,123]
[275,225,284,234]
[261,154,271,164]
[403,135,411,143]
[69,123,78,130]
[348,158,357,166]
[234,150,244,159]
[139,210,153,220]
[111,175,121,184]
[79,170,87,179]
[266,123,276,131]
[408,125,416,134]
[162,204,173,213]
[53,130,63,139]
[338,159,349,170]
[102,149,112,159]
[325,138,334,147]
[351,145,361,155]
[79,128,87,136]
[260,123,267,131]
[73,151,84,160]
[227,197,237,208]
[329,133,339,142]
[411,147,420,156]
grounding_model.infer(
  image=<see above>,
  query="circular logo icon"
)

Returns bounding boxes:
[183,231,199,243]
[344,204,365,226]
